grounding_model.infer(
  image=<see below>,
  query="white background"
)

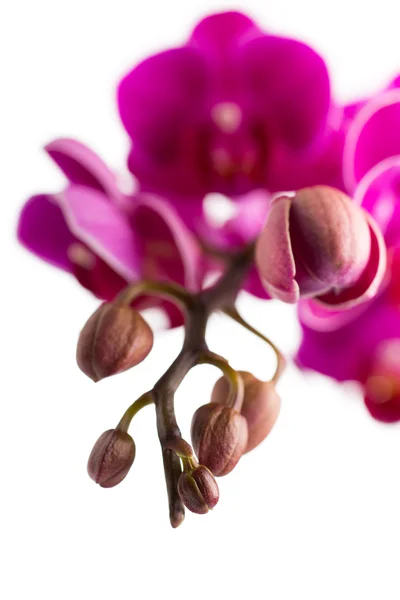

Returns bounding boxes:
[2,1,400,598]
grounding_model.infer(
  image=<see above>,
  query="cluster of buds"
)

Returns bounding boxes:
[17,9,394,529]
[74,183,385,527]
[77,281,284,522]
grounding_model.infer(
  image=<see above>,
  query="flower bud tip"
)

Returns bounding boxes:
[87,429,136,488]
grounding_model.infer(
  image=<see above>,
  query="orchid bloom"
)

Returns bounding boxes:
[16,11,392,526]
[118,11,344,226]
[297,82,400,421]
[17,139,203,327]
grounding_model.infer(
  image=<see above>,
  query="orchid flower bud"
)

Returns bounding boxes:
[256,186,386,309]
[87,429,136,488]
[76,302,153,382]
[191,404,248,476]
[178,465,219,514]
[212,371,280,453]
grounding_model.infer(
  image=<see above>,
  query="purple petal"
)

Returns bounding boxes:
[298,299,371,332]
[189,11,260,55]
[388,75,400,90]
[296,321,366,382]
[201,190,271,250]
[297,293,400,383]
[353,157,400,246]
[364,395,400,423]
[57,185,140,281]
[255,195,299,303]
[364,339,400,423]
[316,213,387,309]
[129,194,203,291]
[344,89,400,191]
[72,252,128,301]
[243,267,271,299]
[45,138,121,201]
[240,35,331,149]
[17,194,75,271]
[343,99,366,122]
[266,129,346,193]
[118,47,209,196]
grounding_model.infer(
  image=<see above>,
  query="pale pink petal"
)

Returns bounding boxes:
[255,195,299,303]
[343,89,400,191]
[57,185,140,281]
[45,138,122,202]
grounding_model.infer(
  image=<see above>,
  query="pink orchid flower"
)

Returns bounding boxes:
[297,82,400,421]
[18,139,203,327]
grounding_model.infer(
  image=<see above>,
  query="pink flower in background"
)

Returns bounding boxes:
[17,139,203,327]
[15,8,400,529]
[118,11,343,230]
[297,84,400,421]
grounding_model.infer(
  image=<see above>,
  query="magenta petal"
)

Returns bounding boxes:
[118,47,209,196]
[243,267,271,299]
[296,323,364,382]
[388,75,400,90]
[344,90,400,190]
[45,139,121,201]
[189,11,260,54]
[364,396,400,423]
[221,190,270,246]
[130,194,203,291]
[72,254,128,301]
[17,194,75,271]
[316,213,387,309]
[57,185,140,281]
[297,293,400,385]
[353,157,400,246]
[255,195,299,303]
[118,47,207,141]
[298,299,370,332]
[201,190,271,251]
[266,129,346,193]
[241,35,331,148]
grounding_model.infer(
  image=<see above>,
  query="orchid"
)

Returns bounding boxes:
[17,10,390,527]
[118,10,346,246]
[297,84,400,422]
[18,138,203,327]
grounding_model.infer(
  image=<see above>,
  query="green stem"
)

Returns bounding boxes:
[116,392,154,433]
[223,306,285,383]
[198,350,244,411]
[114,280,193,310]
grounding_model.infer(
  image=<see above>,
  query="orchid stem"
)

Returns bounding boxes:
[223,306,285,384]
[198,350,244,411]
[114,280,193,309]
[113,244,257,528]
[117,392,154,433]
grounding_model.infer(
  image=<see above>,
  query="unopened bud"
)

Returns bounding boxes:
[77,302,153,382]
[178,465,219,514]
[256,186,386,309]
[87,429,136,488]
[191,404,248,476]
[212,371,280,453]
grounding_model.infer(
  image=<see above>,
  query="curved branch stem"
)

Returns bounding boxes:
[116,392,154,433]
[198,350,244,411]
[114,279,193,310]
[222,306,286,384]
[112,242,283,528]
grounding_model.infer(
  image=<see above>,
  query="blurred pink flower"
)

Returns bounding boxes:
[297,82,400,421]
[118,11,343,226]
[17,139,203,327]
